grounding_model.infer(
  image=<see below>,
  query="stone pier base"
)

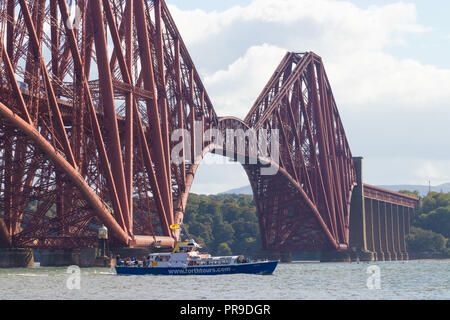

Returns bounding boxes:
[320,251,351,263]
[40,249,80,267]
[320,250,376,263]
[351,250,375,262]
[253,251,292,263]
[79,248,115,268]
[397,252,408,261]
[40,248,117,268]
[376,252,385,261]
[0,248,34,268]
[279,252,292,263]
[110,247,153,260]
[372,252,378,261]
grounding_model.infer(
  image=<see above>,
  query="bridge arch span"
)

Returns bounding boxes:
[0,0,364,254]
[175,113,352,251]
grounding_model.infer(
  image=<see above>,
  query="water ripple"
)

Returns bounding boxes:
[0,260,448,300]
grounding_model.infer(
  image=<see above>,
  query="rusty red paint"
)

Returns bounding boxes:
[0,1,417,252]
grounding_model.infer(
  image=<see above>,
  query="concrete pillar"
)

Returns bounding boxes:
[0,248,34,268]
[387,204,397,261]
[399,206,408,260]
[393,205,403,260]
[379,202,391,261]
[404,207,414,260]
[349,157,367,252]
[372,200,384,261]
[405,208,412,235]
[365,198,376,261]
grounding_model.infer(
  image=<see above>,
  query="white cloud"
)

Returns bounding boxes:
[167,0,450,187]
[167,6,240,45]
[170,1,428,50]
[204,44,286,118]
[362,157,450,187]
[171,0,448,115]
[414,161,450,186]
[190,154,249,194]
[327,52,450,108]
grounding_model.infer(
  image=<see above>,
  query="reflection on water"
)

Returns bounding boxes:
[0,260,448,300]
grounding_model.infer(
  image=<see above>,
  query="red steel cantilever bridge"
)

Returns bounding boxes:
[0,0,418,256]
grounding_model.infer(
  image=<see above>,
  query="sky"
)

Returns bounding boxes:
[164,0,450,194]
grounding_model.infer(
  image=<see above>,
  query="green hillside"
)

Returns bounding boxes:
[183,194,261,256]
[403,191,450,257]
[182,191,450,258]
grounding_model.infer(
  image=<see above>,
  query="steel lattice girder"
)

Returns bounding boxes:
[0,0,355,251]
[242,53,357,250]
[207,112,355,251]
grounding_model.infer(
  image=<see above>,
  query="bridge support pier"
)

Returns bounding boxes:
[387,203,398,261]
[348,157,376,262]
[348,157,416,261]
[365,198,377,261]
[398,206,407,260]
[393,205,402,260]
[279,252,293,263]
[0,248,34,268]
[350,250,374,262]
[379,202,391,261]
[349,157,367,253]
[403,207,413,260]
[256,251,293,263]
[320,250,351,263]
[39,249,80,267]
[372,200,385,261]
[40,248,118,268]
[110,247,152,260]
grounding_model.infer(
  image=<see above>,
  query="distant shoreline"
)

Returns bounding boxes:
[408,253,450,260]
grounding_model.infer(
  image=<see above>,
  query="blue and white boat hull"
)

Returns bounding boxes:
[115,260,278,276]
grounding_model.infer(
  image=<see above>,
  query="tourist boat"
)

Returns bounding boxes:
[115,239,278,276]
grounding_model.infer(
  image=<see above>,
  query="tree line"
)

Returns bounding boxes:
[183,191,450,258]
[182,194,261,256]
[400,191,450,257]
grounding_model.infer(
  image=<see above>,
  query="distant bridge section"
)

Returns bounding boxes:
[349,158,419,261]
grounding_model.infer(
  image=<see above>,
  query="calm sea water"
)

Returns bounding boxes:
[0,260,448,300]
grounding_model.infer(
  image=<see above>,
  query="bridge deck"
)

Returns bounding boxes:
[363,184,418,208]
